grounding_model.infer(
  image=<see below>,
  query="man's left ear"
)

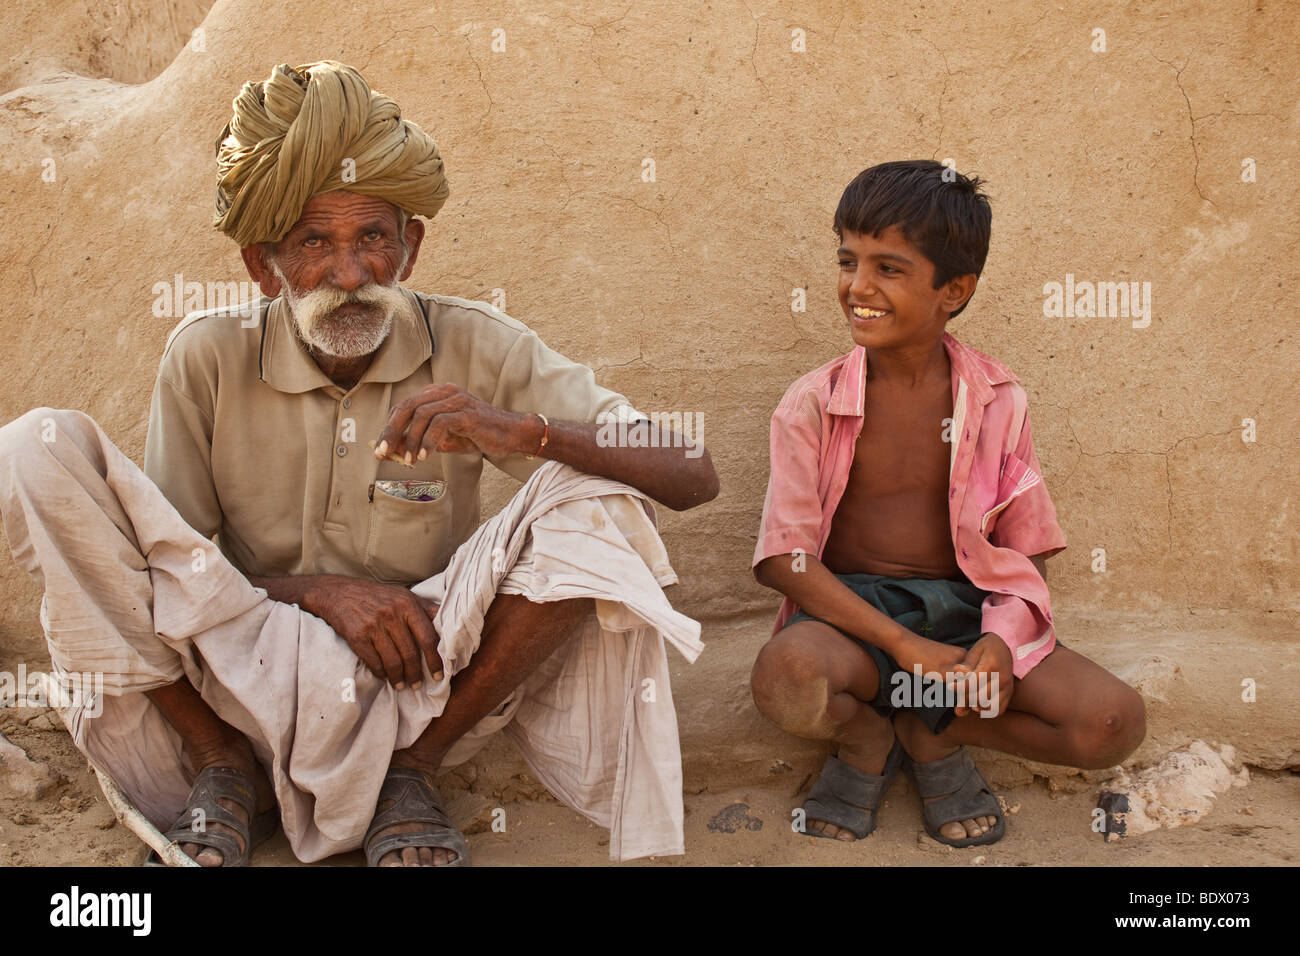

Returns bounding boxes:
[400,217,426,282]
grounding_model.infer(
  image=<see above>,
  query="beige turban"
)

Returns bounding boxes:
[213,61,450,246]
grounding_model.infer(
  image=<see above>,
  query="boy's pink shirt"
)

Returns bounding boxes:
[753,331,1067,679]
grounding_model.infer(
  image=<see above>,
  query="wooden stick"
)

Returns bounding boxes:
[92,766,199,867]
[30,669,198,867]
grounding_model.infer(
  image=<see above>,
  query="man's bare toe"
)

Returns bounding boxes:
[180,842,223,867]
[374,815,461,867]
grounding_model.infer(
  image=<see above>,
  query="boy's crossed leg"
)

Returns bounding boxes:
[752,620,989,842]
[896,643,1146,772]
[751,624,1146,844]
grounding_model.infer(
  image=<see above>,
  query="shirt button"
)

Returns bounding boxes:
[965,429,971,441]
[342,398,352,409]
[949,487,956,499]
[336,445,347,457]
[961,548,969,558]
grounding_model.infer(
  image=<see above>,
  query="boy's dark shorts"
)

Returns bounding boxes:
[781,571,1030,736]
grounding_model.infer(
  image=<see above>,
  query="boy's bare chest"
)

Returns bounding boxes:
[847,384,954,495]
[822,379,959,577]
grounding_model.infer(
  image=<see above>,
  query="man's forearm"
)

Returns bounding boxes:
[247,573,331,614]
[529,417,719,511]
[372,384,720,511]
[754,554,913,654]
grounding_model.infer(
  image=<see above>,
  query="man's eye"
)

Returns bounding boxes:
[879,264,897,273]
[837,259,853,268]
[364,231,382,242]
[303,237,322,248]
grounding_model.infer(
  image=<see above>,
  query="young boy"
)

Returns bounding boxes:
[750,160,1146,848]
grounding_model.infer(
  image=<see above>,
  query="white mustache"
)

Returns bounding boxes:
[288,280,407,316]
[272,264,408,357]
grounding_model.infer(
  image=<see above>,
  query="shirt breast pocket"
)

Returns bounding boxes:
[979,453,1042,538]
[363,480,456,584]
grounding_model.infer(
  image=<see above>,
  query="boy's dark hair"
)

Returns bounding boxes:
[833,159,992,319]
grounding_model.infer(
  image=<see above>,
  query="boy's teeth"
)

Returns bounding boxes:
[853,307,886,318]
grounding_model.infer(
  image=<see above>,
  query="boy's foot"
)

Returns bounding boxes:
[803,738,904,841]
[805,719,899,841]
[894,710,998,841]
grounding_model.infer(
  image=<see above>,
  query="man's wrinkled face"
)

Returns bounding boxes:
[266,192,416,358]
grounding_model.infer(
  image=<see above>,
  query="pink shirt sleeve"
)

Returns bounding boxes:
[979,404,1066,678]
[753,388,825,568]
[989,409,1067,559]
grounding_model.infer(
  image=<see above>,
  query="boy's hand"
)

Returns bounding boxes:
[891,631,970,681]
[951,633,1015,719]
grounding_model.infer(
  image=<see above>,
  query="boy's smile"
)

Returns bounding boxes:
[837,225,971,351]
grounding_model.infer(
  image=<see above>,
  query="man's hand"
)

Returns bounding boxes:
[305,575,444,689]
[372,383,720,512]
[950,632,1015,719]
[374,384,534,463]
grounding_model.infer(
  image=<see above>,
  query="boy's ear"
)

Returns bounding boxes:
[942,273,978,316]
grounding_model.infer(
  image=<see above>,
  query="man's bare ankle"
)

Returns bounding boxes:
[388,748,444,778]
[183,729,254,772]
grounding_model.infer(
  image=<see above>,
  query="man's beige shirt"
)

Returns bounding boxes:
[144,290,640,585]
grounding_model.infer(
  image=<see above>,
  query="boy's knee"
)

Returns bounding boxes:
[750,641,836,737]
[1070,686,1146,769]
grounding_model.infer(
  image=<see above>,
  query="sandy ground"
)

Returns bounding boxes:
[2,703,1295,867]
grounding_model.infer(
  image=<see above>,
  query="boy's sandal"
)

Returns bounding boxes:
[363,767,471,867]
[908,746,1005,848]
[801,738,904,840]
[147,765,280,867]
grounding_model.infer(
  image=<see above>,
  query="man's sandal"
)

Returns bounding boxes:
[909,746,1006,848]
[148,765,280,866]
[363,767,471,867]
[801,738,905,840]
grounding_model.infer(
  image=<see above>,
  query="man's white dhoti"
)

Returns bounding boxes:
[0,408,702,862]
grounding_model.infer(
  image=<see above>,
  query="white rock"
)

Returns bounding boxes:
[1097,740,1249,838]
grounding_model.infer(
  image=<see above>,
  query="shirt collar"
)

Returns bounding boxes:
[826,331,1016,417]
[259,288,433,394]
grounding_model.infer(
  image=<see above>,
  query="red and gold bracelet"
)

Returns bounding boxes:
[525,412,550,460]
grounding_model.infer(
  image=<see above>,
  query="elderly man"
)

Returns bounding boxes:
[0,61,717,867]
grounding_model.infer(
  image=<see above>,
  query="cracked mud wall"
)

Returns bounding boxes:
[0,2,1296,764]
